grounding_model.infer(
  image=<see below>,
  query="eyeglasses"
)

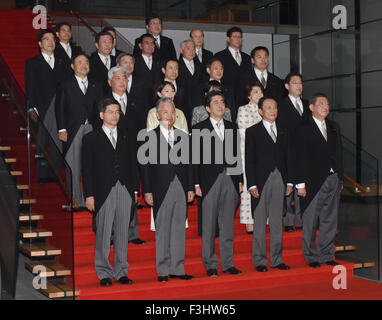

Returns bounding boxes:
[104,110,121,115]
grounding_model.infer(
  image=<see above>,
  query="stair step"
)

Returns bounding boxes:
[25,261,71,278]
[10,170,22,176]
[19,228,52,239]
[5,158,16,163]
[17,184,29,190]
[19,244,62,257]
[334,245,357,252]
[0,146,11,151]
[39,282,79,299]
[19,213,44,222]
[20,198,37,205]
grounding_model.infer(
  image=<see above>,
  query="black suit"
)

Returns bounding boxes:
[127,75,151,130]
[140,126,194,218]
[82,128,139,214]
[133,35,176,62]
[54,42,81,80]
[88,52,116,93]
[196,48,214,80]
[214,48,252,119]
[111,48,124,58]
[55,76,103,152]
[133,54,162,90]
[192,81,235,112]
[240,69,287,105]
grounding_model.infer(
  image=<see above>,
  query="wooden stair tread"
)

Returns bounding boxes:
[5,158,16,163]
[19,228,52,239]
[19,244,61,257]
[0,146,11,151]
[39,282,79,299]
[17,185,29,190]
[334,244,357,252]
[25,261,71,277]
[10,170,22,176]
[20,198,37,205]
[19,213,44,221]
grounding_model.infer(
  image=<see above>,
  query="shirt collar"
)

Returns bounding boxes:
[228,46,239,56]
[312,116,326,127]
[74,74,88,85]
[209,117,224,127]
[98,52,110,63]
[288,94,301,105]
[41,52,54,61]
[102,124,117,136]
[254,68,268,80]
[262,119,276,131]
[112,91,127,100]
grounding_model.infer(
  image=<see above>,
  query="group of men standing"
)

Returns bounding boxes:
[24,15,343,287]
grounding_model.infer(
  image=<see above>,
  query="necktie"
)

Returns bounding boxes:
[104,56,109,70]
[295,100,303,116]
[235,51,241,65]
[110,131,117,149]
[81,80,87,95]
[197,49,202,63]
[261,72,267,88]
[168,130,174,148]
[127,77,131,93]
[47,56,53,69]
[321,122,327,141]
[155,37,160,49]
[120,97,126,115]
[216,121,224,141]
[189,61,194,75]
[148,56,152,70]
[270,124,277,143]
[66,44,71,58]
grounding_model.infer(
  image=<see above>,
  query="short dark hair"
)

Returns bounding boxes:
[101,26,116,35]
[139,33,155,44]
[258,96,277,110]
[56,22,72,33]
[309,92,328,105]
[245,81,264,100]
[227,26,243,38]
[37,29,55,42]
[251,46,269,58]
[154,81,176,102]
[205,91,226,107]
[162,58,178,69]
[145,15,162,26]
[203,80,223,96]
[206,58,223,70]
[116,52,134,65]
[285,72,303,84]
[95,31,114,43]
[98,97,120,113]
[70,51,88,64]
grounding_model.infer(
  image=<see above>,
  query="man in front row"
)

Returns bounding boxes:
[82,98,139,287]
[245,97,292,272]
[193,91,243,277]
[293,93,343,268]
[141,97,195,282]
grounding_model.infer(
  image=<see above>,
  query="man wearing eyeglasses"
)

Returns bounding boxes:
[133,15,176,63]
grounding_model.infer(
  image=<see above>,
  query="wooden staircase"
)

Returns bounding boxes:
[1,145,79,299]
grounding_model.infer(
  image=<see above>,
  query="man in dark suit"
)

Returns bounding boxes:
[133,34,163,90]
[294,93,343,268]
[190,28,213,75]
[177,39,204,127]
[140,97,195,282]
[101,26,124,58]
[214,26,252,112]
[55,52,103,208]
[25,29,66,183]
[133,15,176,63]
[88,31,116,93]
[54,22,81,80]
[105,66,146,245]
[240,46,287,106]
[193,91,243,277]
[277,72,311,232]
[82,98,139,287]
[245,97,293,272]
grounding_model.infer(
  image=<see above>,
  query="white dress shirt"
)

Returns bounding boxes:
[262,119,277,141]
[288,94,304,115]
[183,57,195,75]
[102,125,118,148]
[142,54,153,70]
[209,117,225,140]
[228,46,241,65]
[60,42,71,58]
[111,47,116,57]
[154,35,161,48]
[98,53,111,70]
[164,78,177,93]
[196,47,202,62]
[127,75,132,93]
[255,68,268,83]
[159,124,175,147]
[41,52,54,69]
[112,92,127,115]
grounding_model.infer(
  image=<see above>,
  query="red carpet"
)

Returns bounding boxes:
[1,9,382,300]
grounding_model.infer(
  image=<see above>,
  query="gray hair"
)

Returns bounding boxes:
[116,52,135,66]
[155,97,175,113]
[180,39,195,50]
[108,66,128,80]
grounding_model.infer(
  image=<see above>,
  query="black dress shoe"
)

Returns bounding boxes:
[100,278,112,286]
[158,276,168,282]
[128,238,146,245]
[309,262,321,268]
[117,276,133,285]
[284,226,294,232]
[207,269,218,277]
[271,263,290,270]
[256,265,268,272]
[246,231,253,234]
[169,274,194,280]
[326,260,339,266]
[295,226,303,231]
[223,267,242,275]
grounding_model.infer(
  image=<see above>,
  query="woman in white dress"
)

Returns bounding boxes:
[237,81,264,233]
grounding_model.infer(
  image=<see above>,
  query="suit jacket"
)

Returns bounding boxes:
[196,48,214,80]
[55,75,103,152]
[140,126,194,218]
[133,35,176,62]
[245,121,292,211]
[240,69,287,105]
[82,127,139,214]
[54,42,81,80]
[127,75,151,130]
[214,48,252,115]
[192,118,243,197]
[192,81,235,112]
[111,48,124,58]
[133,54,163,89]
[293,116,343,210]
[25,53,66,120]
[88,51,116,93]
[177,56,204,127]
[277,96,310,134]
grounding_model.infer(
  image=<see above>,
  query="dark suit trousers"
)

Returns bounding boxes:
[302,173,341,264]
